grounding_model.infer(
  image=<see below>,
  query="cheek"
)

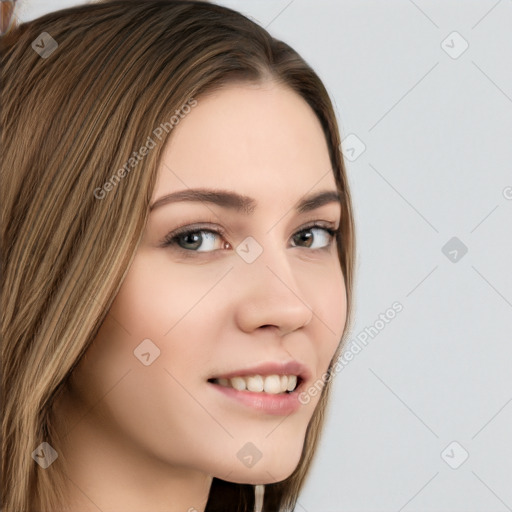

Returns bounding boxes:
[70,257,200,403]
[104,254,227,381]
[108,253,209,339]
[109,266,173,338]
[310,262,347,367]
[294,268,346,411]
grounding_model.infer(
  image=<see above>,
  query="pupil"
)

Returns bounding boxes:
[296,231,312,247]
[181,232,201,249]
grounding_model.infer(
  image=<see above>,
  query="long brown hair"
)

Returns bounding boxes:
[0,1,356,510]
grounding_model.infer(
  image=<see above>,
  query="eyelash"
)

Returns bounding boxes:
[161,221,338,255]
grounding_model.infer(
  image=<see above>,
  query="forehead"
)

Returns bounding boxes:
[153,82,336,202]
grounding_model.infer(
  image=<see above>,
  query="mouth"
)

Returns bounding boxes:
[207,374,304,395]
[206,360,310,415]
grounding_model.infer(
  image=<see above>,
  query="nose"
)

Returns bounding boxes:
[233,250,314,336]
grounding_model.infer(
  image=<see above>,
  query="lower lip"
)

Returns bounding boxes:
[209,382,303,416]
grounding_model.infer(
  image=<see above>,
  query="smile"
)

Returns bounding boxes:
[208,374,300,394]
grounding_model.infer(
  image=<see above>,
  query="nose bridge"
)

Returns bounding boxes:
[232,234,313,334]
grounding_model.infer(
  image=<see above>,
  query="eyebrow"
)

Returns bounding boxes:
[149,188,341,214]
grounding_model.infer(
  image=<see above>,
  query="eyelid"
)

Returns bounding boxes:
[296,219,338,232]
[159,222,227,249]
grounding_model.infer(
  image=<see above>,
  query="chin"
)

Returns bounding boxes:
[221,457,301,485]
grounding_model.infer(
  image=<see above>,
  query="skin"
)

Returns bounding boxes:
[52,81,347,512]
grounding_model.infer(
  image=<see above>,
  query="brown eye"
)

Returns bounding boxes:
[291,226,336,249]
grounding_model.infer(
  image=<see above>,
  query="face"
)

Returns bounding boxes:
[66,82,346,485]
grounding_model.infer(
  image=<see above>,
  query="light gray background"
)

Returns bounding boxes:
[15,1,512,510]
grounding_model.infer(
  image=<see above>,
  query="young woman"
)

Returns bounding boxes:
[1,1,356,510]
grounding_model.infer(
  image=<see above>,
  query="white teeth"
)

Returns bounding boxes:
[215,374,299,394]
[246,375,264,392]
[286,375,297,392]
[263,375,281,394]
[230,377,246,391]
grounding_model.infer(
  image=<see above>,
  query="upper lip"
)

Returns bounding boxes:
[209,360,311,382]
